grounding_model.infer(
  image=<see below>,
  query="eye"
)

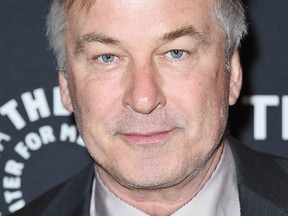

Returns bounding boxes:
[166,50,187,59]
[96,54,117,63]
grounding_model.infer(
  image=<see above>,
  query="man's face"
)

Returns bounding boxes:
[60,0,242,189]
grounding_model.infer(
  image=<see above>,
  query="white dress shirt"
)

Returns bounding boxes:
[90,142,240,216]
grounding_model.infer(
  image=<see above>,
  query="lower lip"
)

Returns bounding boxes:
[119,131,173,145]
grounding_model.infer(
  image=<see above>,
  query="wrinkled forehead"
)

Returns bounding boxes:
[62,0,224,51]
[60,0,216,9]
[65,0,217,27]
[65,0,216,18]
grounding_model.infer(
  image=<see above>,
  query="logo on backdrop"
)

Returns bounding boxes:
[242,95,288,140]
[0,87,85,214]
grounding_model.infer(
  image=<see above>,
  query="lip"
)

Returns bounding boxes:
[118,129,174,145]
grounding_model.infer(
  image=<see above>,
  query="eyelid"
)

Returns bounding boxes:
[164,49,190,59]
[92,53,119,63]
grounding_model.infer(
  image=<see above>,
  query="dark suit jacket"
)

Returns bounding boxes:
[10,137,288,216]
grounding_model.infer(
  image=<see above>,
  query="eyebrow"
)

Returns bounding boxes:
[75,33,120,54]
[75,25,209,54]
[159,25,209,44]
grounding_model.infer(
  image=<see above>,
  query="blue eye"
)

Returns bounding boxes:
[169,50,185,59]
[99,54,116,63]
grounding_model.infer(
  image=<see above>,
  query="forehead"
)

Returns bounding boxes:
[67,0,218,43]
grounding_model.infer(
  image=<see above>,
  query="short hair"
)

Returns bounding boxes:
[46,0,247,72]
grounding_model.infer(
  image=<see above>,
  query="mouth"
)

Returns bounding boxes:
[118,129,176,146]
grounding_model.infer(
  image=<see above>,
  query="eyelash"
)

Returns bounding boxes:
[92,54,118,63]
[165,50,189,60]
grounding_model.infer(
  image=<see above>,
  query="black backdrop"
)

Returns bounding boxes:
[0,0,287,215]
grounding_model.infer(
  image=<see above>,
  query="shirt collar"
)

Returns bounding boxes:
[90,141,240,216]
[171,141,240,216]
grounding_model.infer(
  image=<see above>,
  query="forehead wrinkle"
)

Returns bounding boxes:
[75,32,121,54]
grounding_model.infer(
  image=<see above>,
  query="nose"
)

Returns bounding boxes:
[122,62,166,114]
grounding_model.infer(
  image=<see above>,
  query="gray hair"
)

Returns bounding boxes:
[46,0,247,72]
[46,0,67,71]
[214,0,247,71]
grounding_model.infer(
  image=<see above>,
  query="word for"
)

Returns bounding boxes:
[2,123,84,213]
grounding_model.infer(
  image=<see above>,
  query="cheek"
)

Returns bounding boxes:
[167,70,229,139]
[69,77,121,143]
[73,76,118,116]
[70,77,123,155]
[169,74,221,113]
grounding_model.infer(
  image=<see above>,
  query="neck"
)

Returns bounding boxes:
[97,143,224,216]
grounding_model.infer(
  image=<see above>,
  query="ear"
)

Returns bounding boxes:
[58,71,74,112]
[229,49,243,105]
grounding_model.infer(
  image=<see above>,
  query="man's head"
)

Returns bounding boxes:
[47,0,246,192]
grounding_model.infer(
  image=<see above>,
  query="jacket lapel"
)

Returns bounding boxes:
[228,137,288,216]
[238,184,287,216]
[42,162,95,216]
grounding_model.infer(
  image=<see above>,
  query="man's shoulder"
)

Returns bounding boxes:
[228,136,288,174]
[9,182,67,216]
[9,162,95,216]
[228,136,288,215]
[274,156,288,174]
